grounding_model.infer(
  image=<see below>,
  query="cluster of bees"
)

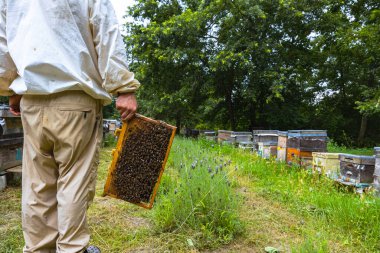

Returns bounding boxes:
[112,119,172,203]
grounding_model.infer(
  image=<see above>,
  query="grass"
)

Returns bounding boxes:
[152,138,243,249]
[0,137,379,252]
[207,140,380,252]
[327,141,375,156]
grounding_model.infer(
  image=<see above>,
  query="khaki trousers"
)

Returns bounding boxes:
[20,91,103,253]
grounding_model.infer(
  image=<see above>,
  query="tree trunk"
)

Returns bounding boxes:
[225,70,236,130]
[249,103,256,131]
[357,115,367,147]
[175,114,181,134]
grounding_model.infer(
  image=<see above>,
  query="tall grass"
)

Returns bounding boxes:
[152,138,244,248]
[228,146,380,252]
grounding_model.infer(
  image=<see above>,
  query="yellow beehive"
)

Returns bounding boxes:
[312,152,341,178]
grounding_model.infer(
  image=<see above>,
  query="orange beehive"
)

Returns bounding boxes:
[103,114,176,209]
[286,148,313,169]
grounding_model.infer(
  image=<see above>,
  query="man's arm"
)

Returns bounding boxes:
[0,0,18,97]
[89,0,140,120]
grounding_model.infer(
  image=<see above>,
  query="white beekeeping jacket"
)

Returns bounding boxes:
[0,0,140,104]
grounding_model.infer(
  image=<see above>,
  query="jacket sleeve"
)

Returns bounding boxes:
[0,0,17,96]
[89,0,140,95]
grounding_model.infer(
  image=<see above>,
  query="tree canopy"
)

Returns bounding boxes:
[124,0,380,147]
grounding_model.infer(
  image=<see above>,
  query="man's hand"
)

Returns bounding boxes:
[9,94,22,116]
[116,93,138,121]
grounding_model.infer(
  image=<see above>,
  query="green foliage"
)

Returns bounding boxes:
[125,0,380,146]
[291,238,329,253]
[102,133,117,147]
[102,98,119,119]
[0,96,8,105]
[152,138,243,248]
[327,141,374,156]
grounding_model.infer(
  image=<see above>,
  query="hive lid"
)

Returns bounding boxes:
[339,154,375,165]
[312,152,340,159]
[232,131,252,136]
[257,141,277,146]
[103,114,176,209]
[218,130,233,134]
[256,133,278,137]
[375,147,380,157]
[288,130,327,137]
[233,134,252,138]
[253,130,279,135]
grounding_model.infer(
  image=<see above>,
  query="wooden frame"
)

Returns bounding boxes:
[103,114,176,209]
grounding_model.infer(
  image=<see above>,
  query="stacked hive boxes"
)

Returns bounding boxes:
[287,130,327,169]
[258,142,277,159]
[217,130,234,144]
[232,132,252,143]
[204,127,380,192]
[312,153,340,178]
[253,130,279,158]
[218,130,253,146]
[0,107,23,173]
[338,154,375,186]
[202,131,217,141]
[277,131,288,162]
[231,132,253,151]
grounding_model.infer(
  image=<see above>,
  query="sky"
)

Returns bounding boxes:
[109,0,135,24]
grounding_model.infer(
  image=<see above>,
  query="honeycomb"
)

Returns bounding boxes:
[103,114,176,209]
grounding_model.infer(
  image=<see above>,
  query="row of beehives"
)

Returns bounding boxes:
[201,130,380,190]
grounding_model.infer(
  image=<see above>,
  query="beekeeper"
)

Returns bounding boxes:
[0,0,140,252]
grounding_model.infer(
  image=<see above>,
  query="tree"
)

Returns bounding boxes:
[124,0,380,146]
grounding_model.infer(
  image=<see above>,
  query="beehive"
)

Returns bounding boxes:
[312,152,340,178]
[232,132,252,145]
[339,154,375,185]
[277,131,288,162]
[253,130,279,152]
[238,141,254,151]
[374,147,380,193]
[203,131,217,141]
[286,130,327,169]
[0,139,23,172]
[253,130,279,144]
[287,130,327,151]
[103,114,176,209]
[287,148,313,169]
[375,147,380,176]
[0,107,23,172]
[258,142,277,159]
[217,130,234,144]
